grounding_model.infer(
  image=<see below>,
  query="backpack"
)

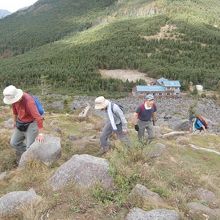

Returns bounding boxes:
[111,103,124,115]
[32,95,45,116]
[22,93,45,116]
[196,115,208,129]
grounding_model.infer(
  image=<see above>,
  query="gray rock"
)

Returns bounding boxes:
[19,135,61,167]
[187,202,220,220]
[195,188,220,208]
[174,120,191,131]
[48,101,64,111]
[129,184,166,208]
[49,154,113,190]
[126,208,181,220]
[154,126,162,138]
[0,189,41,217]
[147,143,166,158]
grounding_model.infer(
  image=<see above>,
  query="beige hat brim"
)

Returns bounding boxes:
[95,100,109,110]
[3,89,23,105]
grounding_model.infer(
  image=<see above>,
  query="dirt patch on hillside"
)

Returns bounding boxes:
[142,24,183,41]
[99,69,155,83]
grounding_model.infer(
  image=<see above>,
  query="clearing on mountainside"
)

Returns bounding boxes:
[142,24,181,41]
[99,69,155,83]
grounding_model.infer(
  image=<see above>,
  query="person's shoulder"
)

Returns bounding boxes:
[113,103,121,111]
[136,104,142,112]
[23,93,34,103]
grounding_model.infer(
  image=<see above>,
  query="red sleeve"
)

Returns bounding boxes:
[26,98,43,129]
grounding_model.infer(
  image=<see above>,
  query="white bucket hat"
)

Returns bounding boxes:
[95,96,109,110]
[3,85,23,105]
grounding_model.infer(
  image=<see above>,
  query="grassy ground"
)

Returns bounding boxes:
[1,105,220,219]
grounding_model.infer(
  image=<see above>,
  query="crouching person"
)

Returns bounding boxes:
[95,96,130,155]
[3,85,44,163]
[191,114,208,133]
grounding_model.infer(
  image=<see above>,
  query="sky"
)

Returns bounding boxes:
[0,0,38,13]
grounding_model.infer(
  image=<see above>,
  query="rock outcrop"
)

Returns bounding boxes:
[187,202,220,220]
[128,184,167,208]
[0,189,41,217]
[49,154,113,190]
[126,208,181,220]
[19,135,61,167]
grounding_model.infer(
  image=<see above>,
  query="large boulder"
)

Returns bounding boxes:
[49,154,113,190]
[0,189,41,217]
[126,208,181,220]
[128,184,167,208]
[19,135,61,167]
[187,202,220,220]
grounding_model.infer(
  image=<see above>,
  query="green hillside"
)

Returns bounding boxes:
[0,0,220,94]
[0,0,116,56]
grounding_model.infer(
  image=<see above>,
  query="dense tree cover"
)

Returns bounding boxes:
[0,0,116,56]
[0,15,219,94]
[0,0,219,94]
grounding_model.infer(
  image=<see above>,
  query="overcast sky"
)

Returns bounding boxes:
[0,0,38,13]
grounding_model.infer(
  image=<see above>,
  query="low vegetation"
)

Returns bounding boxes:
[1,106,220,219]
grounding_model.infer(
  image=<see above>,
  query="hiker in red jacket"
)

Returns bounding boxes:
[133,94,157,144]
[3,85,44,163]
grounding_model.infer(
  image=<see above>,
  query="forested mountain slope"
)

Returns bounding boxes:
[0,0,219,94]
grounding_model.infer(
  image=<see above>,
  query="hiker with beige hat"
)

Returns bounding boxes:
[95,96,130,155]
[3,85,44,163]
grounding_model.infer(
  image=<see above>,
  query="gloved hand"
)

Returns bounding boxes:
[134,124,139,131]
